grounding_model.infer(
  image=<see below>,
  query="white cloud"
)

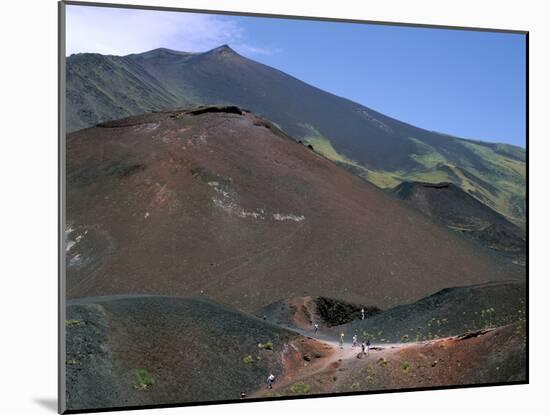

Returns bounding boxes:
[65,5,276,57]
[233,44,281,56]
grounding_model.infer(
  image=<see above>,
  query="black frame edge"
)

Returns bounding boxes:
[59,1,67,414]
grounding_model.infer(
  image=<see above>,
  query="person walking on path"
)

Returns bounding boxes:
[361,308,365,320]
[352,334,358,348]
[313,323,319,334]
[267,373,275,389]
[339,332,345,348]
[366,339,371,356]
[361,341,366,354]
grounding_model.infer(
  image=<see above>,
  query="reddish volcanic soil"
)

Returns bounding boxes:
[66,107,523,312]
[255,322,526,398]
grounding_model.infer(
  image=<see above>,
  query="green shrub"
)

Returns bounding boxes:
[290,382,311,394]
[377,358,388,367]
[133,369,155,390]
[243,355,254,364]
[258,341,273,350]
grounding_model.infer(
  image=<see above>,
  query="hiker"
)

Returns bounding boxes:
[339,332,345,348]
[267,373,275,389]
[361,308,365,320]
[240,391,247,399]
[313,323,319,334]
[366,339,371,355]
[352,334,358,348]
[361,341,366,354]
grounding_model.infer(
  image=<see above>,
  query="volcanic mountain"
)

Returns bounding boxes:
[66,45,526,225]
[66,106,523,312]
[392,181,526,263]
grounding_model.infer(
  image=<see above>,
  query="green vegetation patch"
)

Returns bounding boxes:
[290,382,311,394]
[133,368,155,390]
[297,122,525,226]
[258,341,273,350]
[377,358,388,367]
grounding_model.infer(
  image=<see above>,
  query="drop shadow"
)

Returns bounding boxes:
[34,398,57,413]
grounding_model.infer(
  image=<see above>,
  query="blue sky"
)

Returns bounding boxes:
[66,5,526,147]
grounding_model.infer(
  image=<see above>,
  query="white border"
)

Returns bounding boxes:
[1,1,546,414]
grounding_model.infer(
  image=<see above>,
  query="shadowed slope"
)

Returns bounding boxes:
[65,295,321,411]
[328,281,526,343]
[392,181,526,263]
[66,107,523,312]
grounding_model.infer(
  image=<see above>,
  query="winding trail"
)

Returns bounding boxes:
[251,325,417,398]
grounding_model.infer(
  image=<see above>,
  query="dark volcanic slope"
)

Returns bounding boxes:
[66,53,190,132]
[65,295,306,411]
[392,181,526,263]
[330,281,526,343]
[66,46,526,224]
[66,107,522,312]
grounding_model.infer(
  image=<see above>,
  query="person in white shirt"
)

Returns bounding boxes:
[267,373,275,389]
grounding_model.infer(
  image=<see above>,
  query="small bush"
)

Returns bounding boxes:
[402,362,411,374]
[258,341,273,350]
[290,382,311,394]
[243,355,254,364]
[377,358,388,367]
[133,369,155,390]
[364,365,374,376]
[66,319,83,326]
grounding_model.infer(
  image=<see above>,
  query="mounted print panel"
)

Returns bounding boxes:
[59,1,527,413]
